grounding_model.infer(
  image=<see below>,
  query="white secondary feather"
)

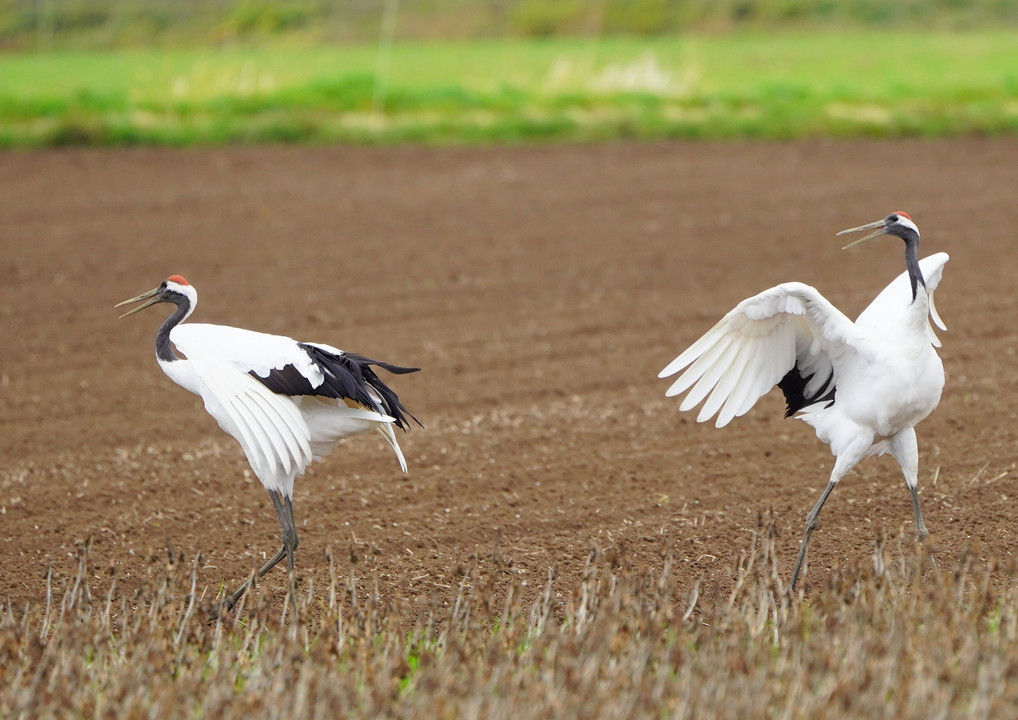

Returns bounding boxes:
[660,282,859,428]
[185,355,313,490]
[298,397,408,472]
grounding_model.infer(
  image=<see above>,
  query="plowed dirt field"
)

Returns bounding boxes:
[3,139,1017,616]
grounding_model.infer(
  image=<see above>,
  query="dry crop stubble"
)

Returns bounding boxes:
[3,525,1018,719]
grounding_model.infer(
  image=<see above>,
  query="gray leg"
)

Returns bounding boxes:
[907,483,936,570]
[270,490,300,615]
[791,435,872,591]
[889,428,935,572]
[889,428,930,540]
[213,489,299,618]
[790,480,837,590]
[909,485,929,540]
[269,490,299,571]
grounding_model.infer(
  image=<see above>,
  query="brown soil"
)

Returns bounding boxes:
[2,139,1017,617]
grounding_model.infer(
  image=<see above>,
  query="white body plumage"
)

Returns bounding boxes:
[161,322,407,499]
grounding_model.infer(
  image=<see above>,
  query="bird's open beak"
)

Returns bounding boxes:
[115,287,162,318]
[837,219,889,250]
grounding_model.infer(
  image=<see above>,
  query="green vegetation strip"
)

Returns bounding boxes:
[1,31,1017,147]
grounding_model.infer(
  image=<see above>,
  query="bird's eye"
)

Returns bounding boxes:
[888,215,898,223]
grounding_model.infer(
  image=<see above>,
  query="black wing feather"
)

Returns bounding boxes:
[777,365,836,417]
[250,344,420,431]
[253,363,318,396]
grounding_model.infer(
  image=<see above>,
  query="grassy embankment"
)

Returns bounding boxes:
[1,31,1017,147]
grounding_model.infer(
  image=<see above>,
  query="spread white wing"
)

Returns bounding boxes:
[659,282,862,428]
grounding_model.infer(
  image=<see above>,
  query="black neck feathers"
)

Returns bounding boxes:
[903,234,925,302]
[155,297,190,362]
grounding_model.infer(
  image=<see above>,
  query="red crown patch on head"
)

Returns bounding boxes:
[893,211,911,220]
[167,274,190,286]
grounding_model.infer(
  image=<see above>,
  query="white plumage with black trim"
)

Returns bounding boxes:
[163,323,410,497]
[117,274,419,615]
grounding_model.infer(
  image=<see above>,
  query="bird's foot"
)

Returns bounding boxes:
[914,530,937,571]
[207,597,236,624]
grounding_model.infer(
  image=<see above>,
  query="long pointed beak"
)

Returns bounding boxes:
[838,219,887,250]
[115,287,162,318]
[836,219,889,250]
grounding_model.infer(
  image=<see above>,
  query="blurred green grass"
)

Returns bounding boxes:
[1,31,1017,147]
